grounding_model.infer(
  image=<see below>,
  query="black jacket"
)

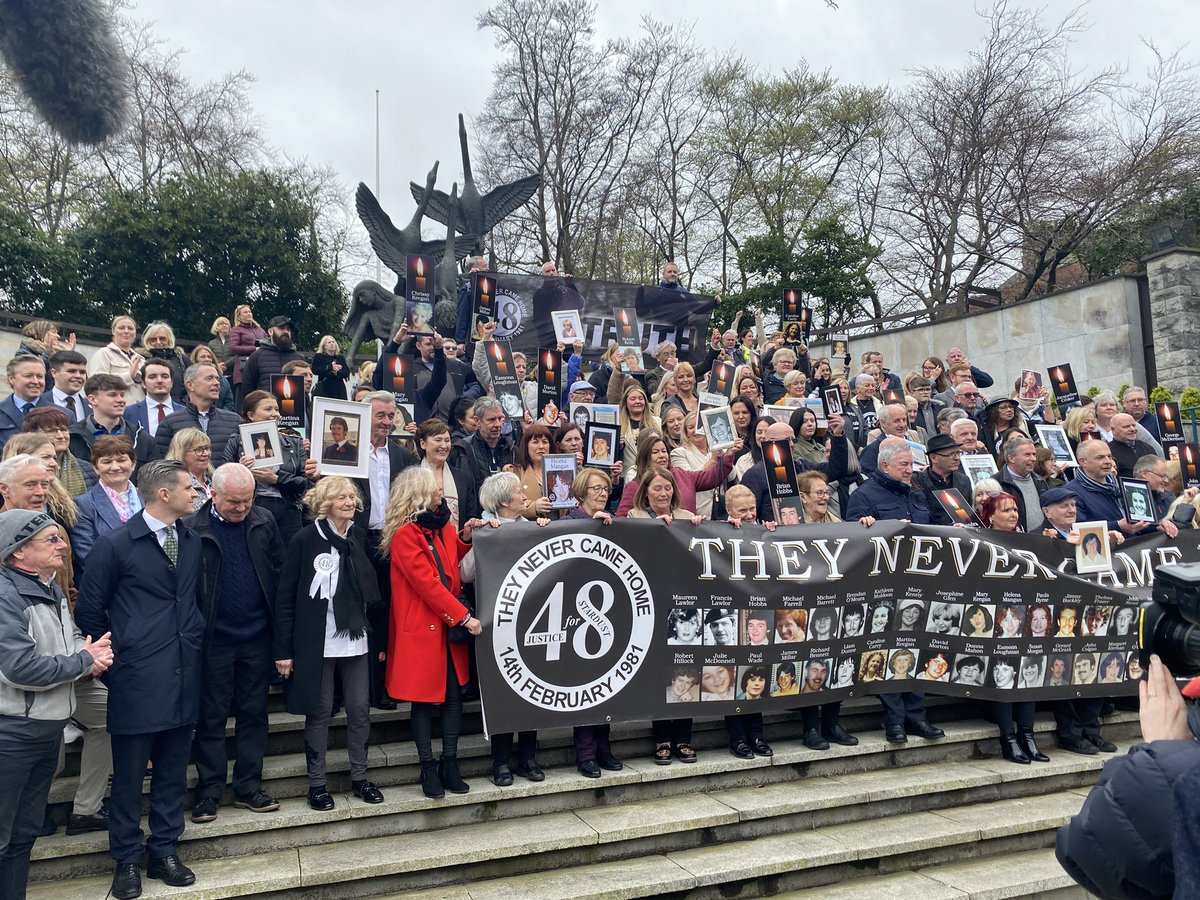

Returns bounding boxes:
[186,501,284,644]
[912,467,976,526]
[450,431,517,500]
[221,431,311,508]
[845,469,932,523]
[75,512,204,734]
[243,344,306,393]
[311,351,350,400]
[1057,722,1200,900]
[155,402,242,459]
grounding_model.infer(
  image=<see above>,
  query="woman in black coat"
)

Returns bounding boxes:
[311,335,350,401]
[223,390,312,544]
[274,476,383,812]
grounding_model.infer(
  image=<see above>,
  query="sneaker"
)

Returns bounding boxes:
[191,797,219,823]
[235,790,280,813]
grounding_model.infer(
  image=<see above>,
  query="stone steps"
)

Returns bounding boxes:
[28,714,1130,895]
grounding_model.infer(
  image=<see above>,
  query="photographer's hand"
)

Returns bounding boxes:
[1139,654,1190,742]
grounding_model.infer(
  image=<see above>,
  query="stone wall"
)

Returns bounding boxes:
[812,273,1152,397]
[1145,248,1200,396]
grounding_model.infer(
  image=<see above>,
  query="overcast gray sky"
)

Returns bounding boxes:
[126,0,1197,265]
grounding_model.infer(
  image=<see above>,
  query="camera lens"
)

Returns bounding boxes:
[1139,600,1200,678]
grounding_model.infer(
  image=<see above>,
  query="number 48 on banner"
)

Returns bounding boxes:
[526,581,616,661]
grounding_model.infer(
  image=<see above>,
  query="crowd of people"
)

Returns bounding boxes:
[0,272,1197,899]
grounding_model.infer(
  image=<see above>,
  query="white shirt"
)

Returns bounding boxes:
[141,509,176,551]
[52,387,85,421]
[315,520,369,657]
[146,398,175,437]
[368,445,390,530]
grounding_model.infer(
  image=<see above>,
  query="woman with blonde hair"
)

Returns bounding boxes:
[1063,405,1100,451]
[140,321,187,402]
[230,304,267,405]
[1,437,79,529]
[208,316,233,365]
[17,319,73,378]
[649,370,678,418]
[312,334,350,400]
[275,476,383,811]
[661,361,700,417]
[86,314,144,400]
[607,374,660,477]
[383,467,488,799]
[166,427,214,510]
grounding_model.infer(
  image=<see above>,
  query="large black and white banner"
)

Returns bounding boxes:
[485,274,716,367]
[472,521,1193,736]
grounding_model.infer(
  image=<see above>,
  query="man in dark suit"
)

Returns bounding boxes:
[124,359,177,441]
[322,417,357,463]
[353,393,414,709]
[0,356,47,449]
[36,349,92,423]
[75,460,205,899]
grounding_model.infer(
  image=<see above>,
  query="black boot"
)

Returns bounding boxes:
[1017,728,1050,762]
[439,756,470,794]
[420,760,445,799]
[999,731,1031,765]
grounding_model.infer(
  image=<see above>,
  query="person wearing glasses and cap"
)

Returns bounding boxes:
[0,509,112,898]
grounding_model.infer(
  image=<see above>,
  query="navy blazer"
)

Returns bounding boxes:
[75,512,204,735]
[35,390,92,422]
[0,394,31,449]
[71,481,130,571]
[125,398,173,434]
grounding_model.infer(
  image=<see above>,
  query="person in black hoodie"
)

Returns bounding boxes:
[1057,655,1200,899]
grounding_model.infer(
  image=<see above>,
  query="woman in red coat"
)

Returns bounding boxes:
[382,466,485,799]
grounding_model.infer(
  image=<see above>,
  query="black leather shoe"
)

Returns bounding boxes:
[515,760,545,782]
[803,728,830,750]
[596,753,623,771]
[191,797,219,823]
[308,786,336,810]
[752,738,773,757]
[66,809,108,835]
[906,720,945,739]
[885,725,907,744]
[999,731,1031,765]
[1017,728,1050,762]
[1085,732,1117,753]
[493,764,514,786]
[1057,733,1098,755]
[577,759,601,778]
[824,725,859,746]
[373,697,398,711]
[111,863,141,899]
[420,761,445,798]
[235,789,280,813]
[730,741,755,759]
[352,780,385,803]
[146,855,195,887]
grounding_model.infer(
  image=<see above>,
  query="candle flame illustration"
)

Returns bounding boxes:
[1163,404,1175,422]
[492,343,502,360]
[1054,368,1065,382]
[479,277,489,294]
[416,257,425,277]
[620,309,628,324]
[392,356,403,376]
[770,444,783,465]
[281,379,292,399]
[544,352,554,369]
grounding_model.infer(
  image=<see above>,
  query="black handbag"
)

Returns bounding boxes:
[425,532,475,643]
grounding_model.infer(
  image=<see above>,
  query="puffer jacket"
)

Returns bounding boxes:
[0,566,92,722]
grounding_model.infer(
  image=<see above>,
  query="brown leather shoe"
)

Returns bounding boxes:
[66,810,109,835]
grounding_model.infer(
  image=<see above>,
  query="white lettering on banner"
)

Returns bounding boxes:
[492,535,654,713]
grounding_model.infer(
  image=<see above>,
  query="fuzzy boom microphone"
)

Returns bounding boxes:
[0,0,130,144]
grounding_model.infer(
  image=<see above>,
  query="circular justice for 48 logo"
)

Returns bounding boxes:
[491,535,655,713]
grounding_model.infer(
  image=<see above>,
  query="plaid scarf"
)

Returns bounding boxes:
[1074,470,1121,498]
[57,453,88,498]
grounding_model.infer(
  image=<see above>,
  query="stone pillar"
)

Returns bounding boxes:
[1145,247,1200,395]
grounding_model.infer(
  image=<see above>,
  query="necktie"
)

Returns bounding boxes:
[162,525,178,566]
[157,402,167,425]
[64,395,78,424]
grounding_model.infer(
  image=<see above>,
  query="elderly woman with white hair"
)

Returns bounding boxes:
[477,471,550,785]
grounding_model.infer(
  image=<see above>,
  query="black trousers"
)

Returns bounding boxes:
[411,652,463,762]
[109,725,193,865]
[366,530,392,707]
[725,713,763,747]
[879,691,926,727]
[652,718,693,746]
[1054,698,1104,739]
[491,731,538,767]
[800,702,842,733]
[993,701,1036,733]
[191,634,272,800]
[0,727,60,900]
[573,724,612,762]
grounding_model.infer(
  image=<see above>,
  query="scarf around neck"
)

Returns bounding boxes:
[312,519,369,639]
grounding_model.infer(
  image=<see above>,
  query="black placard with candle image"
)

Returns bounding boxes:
[486,340,525,420]
[271,375,306,436]
[380,353,414,407]
[1046,363,1079,409]
[1157,402,1184,446]
[761,439,799,501]
[934,488,983,526]
[779,289,810,343]
[1181,443,1200,489]
[472,271,497,339]
[537,348,563,426]
[707,360,737,400]
[405,252,435,335]
[613,306,640,344]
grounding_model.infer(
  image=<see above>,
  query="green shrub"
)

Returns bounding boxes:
[1150,385,1175,404]
[1180,386,1200,410]
[1117,383,1131,401]
[1087,386,1100,398]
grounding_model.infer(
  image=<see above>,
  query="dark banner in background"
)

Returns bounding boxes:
[486,275,717,366]
[472,521,1192,737]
